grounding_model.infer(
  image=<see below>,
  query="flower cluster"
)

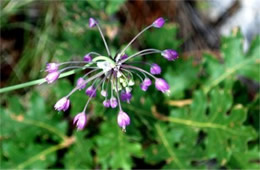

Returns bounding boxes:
[44,17,178,131]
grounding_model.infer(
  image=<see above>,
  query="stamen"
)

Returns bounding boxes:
[122,68,143,82]
[121,68,134,80]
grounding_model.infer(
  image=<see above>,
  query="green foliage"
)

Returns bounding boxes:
[1,1,259,169]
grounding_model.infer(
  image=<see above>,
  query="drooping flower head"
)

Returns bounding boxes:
[153,17,165,28]
[54,97,70,111]
[77,77,86,90]
[86,86,97,98]
[110,97,118,108]
[83,54,92,62]
[73,112,87,130]
[46,63,59,73]
[140,78,152,91]
[101,90,107,97]
[103,100,110,108]
[150,63,161,75]
[45,71,60,84]
[89,18,97,28]
[117,111,130,131]
[161,49,178,61]
[155,78,170,93]
[120,91,132,103]
[45,16,178,131]
[121,54,128,60]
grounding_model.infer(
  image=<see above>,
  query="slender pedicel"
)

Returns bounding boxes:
[119,25,153,57]
[59,66,98,73]
[96,23,111,57]
[122,69,144,82]
[120,68,134,80]
[85,52,102,56]
[120,49,161,64]
[58,61,94,66]
[115,76,122,111]
[82,69,100,78]
[83,75,107,112]
[122,65,157,79]
[66,71,105,97]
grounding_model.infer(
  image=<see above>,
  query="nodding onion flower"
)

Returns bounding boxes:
[45,17,178,131]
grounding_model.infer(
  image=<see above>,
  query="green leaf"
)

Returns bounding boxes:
[239,35,260,82]
[202,30,259,94]
[228,147,260,169]
[63,132,93,169]
[165,58,200,99]
[95,119,143,169]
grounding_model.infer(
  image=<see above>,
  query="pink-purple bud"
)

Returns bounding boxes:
[46,63,59,73]
[140,78,152,91]
[150,63,161,75]
[155,78,170,93]
[120,91,132,103]
[103,100,110,108]
[121,54,128,60]
[45,71,60,84]
[101,90,107,97]
[73,112,87,130]
[117,111,130,131]
[77,77,86,90]
[83,54,92,62]
[54,97,70,111]
[110,97,118,108]
[161,49,178,61]
[153,17,165,28]
[89,18,97,28]
[85,86,96,98]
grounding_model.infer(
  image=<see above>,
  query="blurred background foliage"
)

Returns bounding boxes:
[0,0,259,169]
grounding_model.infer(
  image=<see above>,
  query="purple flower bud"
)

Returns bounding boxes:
[117,111,130,131]
[45,71,60,84]
[103,100,110,108]
[140,78,152,91]
[153,17,165,28]
[77,77,86,90]
[83,54,92,62]
[161,49,178,61]
[54,97,70,111]
[155,78,170,93]
[150,63,161,75]
[101,90,107,97]
[110,97,118,108]
[85,86,96,98]
[89,18,97,28]
[121,54,128,60]
[73,112,87,130]
[46,63,59,73]
[120,91,132,103]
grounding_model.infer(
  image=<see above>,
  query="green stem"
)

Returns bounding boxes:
[0,56,114,94]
